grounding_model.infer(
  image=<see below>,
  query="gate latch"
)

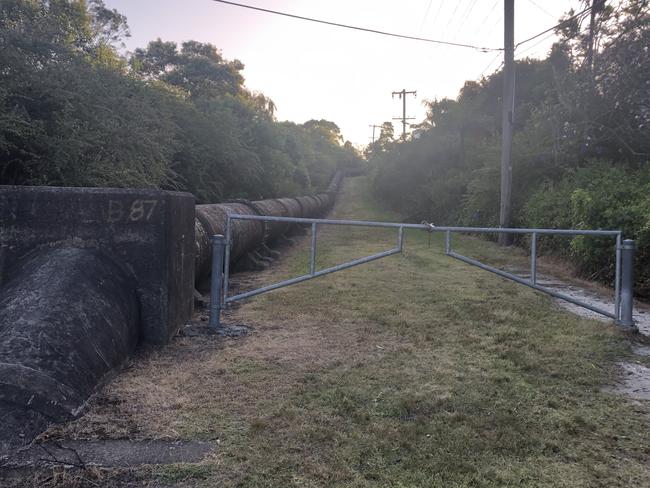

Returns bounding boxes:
[421,221,435,247]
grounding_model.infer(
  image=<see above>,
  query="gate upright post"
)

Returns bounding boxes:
[617,239,636,328]
[530,232,537,285]
[209,234,226,329]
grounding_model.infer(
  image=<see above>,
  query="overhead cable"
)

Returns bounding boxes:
[418,0,434,35]
[209,0,502,52]
[480,52,503,77]
[525,0,555,19]
[515,30,558,59]
[515,5,593,48]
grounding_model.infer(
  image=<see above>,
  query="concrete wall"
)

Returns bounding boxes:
[0,248,140,449]
[0,185,195,344]
[0,173,343,450]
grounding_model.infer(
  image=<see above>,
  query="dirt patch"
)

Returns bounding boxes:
[611,362,650,400]
[42,235,405,444]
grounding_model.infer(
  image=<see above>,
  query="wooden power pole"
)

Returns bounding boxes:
[392,89,417,141]
[498,0,515,245]
[369,124,382,143]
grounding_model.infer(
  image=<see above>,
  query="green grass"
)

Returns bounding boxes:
[155,464,215,484]
[195,176,649,487]
[46,176,649,487]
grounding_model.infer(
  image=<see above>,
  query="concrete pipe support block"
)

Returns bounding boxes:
[0,248,139,449]
[0,185,195,345]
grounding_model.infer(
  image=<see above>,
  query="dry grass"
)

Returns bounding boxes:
[31,177,650,487]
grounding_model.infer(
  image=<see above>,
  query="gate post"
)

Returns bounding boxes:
[617,239,636,328]
[209,234,226,329]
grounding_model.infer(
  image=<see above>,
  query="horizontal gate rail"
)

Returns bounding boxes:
[208,215,635,330]
[226,215,623,236]
[222,215,406,307]
[441,228,629,325]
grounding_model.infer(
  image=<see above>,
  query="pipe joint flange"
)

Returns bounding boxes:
[231,199,270,242]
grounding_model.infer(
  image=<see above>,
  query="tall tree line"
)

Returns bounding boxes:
[0,0,363,202]
[369,0,650,296]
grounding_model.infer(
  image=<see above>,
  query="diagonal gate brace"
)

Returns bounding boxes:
[207,215,410,328]
[208,216,635,331]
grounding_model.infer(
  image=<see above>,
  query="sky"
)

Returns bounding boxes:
[104,0,583,147]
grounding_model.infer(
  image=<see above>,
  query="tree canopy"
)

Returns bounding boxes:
[0,0,362,201]
[369,0,650,295]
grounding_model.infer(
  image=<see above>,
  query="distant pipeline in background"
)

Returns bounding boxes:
[194,169,344,282]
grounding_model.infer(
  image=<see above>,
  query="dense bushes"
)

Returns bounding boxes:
[0,0,362,202]
[370,0,650,297]
[523,164,650,294]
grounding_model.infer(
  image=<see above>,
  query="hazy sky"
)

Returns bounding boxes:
[104,0,583,146]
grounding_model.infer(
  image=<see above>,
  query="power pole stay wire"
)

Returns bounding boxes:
[209,0,502,52]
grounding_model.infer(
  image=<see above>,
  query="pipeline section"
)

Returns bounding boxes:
[0,248,139,451]
[194,170,343,281]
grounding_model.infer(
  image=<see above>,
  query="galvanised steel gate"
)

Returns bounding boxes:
[208,215,636,330]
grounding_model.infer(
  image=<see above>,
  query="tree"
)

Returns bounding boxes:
[302,119,344,145]
[0,0,362,202]
[132,40,245,99]
[368,0,650,294]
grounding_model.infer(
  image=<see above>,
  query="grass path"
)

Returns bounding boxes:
[50,177,650,487]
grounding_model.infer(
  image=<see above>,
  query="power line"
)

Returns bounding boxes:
[525,0,555,19]
[515,30,557,59]
[445,0,480,43]
[210,0,501,52]
[442,0,466,37]
[515,5,593,48]
[429,0,444,32]
[456,0,480,33]
[418,0,433,35]
[479,52,503,78]
[483,5,592,76]
[472,0,500,44]
[480,0,500,26]
[482,12,503,41]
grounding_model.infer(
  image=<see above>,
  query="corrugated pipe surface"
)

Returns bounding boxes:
[194,170,343,282]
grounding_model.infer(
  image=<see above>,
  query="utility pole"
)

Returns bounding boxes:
[586,0,605,71]
[369,124,382,143]
[392,89,417,141]
[498,0,514,246]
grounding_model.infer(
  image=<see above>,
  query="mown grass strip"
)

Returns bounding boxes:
[220,177,649,487]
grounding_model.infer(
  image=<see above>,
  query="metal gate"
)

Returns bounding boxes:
[208,215,636,330]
